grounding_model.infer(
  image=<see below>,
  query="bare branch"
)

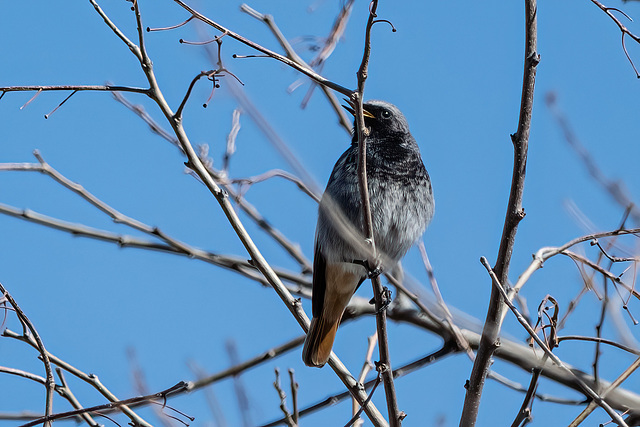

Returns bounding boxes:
[190,335,304,390]
[0,85,150,98]
[232,169,320,203]
[557,335,640,355]
[223,108,242,173]
[417,241,474,357]
[0,366,46,386]
[510,367,541,427]
[352,1,402,424]
[353,333,378,427]
[289,369,299,426]
[273,368,296,427]
[0,282,55,427]
[226,339,253,427]
[461,1,540,422]
[508,228,640,306]
[0,368,99,426]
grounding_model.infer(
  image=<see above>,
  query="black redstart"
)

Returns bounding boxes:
[302,100,434,367]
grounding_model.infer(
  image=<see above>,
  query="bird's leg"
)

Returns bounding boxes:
[350,259,382,278]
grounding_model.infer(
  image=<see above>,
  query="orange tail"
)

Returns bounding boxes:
[302,316,339,367]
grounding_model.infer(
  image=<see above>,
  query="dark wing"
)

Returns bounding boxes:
[311,244,327,318]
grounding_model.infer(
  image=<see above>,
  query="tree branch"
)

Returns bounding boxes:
[0,85,150,95]
[352,1,402,424]
[461,0,539,424]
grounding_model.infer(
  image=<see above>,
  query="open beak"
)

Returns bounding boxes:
[342,98,375,119]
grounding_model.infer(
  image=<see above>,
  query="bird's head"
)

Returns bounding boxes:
[343,99,410,137]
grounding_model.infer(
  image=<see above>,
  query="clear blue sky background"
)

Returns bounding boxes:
[2,1,640,426]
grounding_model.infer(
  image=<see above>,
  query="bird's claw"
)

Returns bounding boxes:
[368,287,393,313]
[350,258,382,278]
[367,265,383,279]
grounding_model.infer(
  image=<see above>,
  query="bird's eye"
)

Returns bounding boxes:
[382,110,391,118]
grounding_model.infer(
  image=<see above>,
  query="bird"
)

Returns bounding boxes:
[302,100,434,368]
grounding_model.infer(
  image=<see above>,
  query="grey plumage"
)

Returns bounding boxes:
[303,100,434,367]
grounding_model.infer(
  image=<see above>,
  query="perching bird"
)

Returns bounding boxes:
[302,100,434,368]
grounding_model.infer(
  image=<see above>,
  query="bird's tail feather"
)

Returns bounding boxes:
[302,316,338,367]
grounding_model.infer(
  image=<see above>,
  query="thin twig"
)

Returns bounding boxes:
[0,85,150,96]
[44,90,78,119]
[509,227,640,303]
[557,335,640,355]
[232,169,320,203]
[345,372,383,427]
[353,333,378,427]
[273,368,295,427]
[223,108,242,174]
[352,1,402,424]
[175,70,215,119]
[417,241,474,357]
[111,91,183,151]
[226,339,253,427]
[288,369,299,426]
[0,367,99,426]
[0,366,47,385]
[89,0,142,60]
[510,365,542,427]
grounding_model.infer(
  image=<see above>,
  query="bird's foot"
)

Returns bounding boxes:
[350,258,382,278]
[369,287,393,313]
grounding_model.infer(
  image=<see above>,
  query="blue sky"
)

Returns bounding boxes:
[2,1,640,426]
